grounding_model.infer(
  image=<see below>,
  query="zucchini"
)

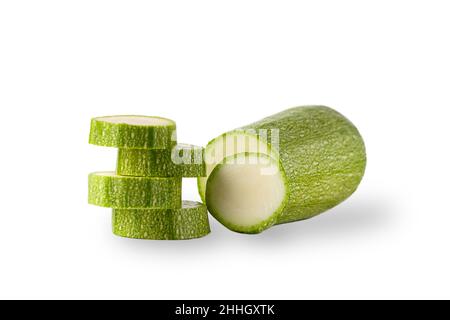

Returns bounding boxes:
[88,171,182,209]
[201,106,366,232]
[89,115,176,149]
[117,144,205,177]
[112,201,210,240]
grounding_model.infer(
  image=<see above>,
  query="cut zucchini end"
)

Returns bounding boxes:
[198,130,278,202]
[205,152,288,234]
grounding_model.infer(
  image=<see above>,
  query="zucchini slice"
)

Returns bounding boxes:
[88,171,181,209]
[112,201,210,240]
[117,144,205,177]
[89,115,176,149]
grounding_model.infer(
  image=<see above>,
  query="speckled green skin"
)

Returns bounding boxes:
[200,106,366,226]
[88,172,182,209]
[112,201,210,240]
[241,106,366,224]
[117,144,206,177]
[89,116,177,149]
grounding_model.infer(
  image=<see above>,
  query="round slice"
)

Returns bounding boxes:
[112,201,210,240]
[89,115,177,149]
[88,171,181,209]
[205,153,288,234]
[117,144,206,177]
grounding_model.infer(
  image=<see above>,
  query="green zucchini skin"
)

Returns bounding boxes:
[117,144,206,177]
[89,116,177,149]
[200,106,366,225]
[88,172,182,209]
[112,201,210,240]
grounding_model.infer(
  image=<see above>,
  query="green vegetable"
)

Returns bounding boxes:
[89,115,177,149]
[117,144,205,177]
[206,153,288,234]
[88,171,182,209]
[200,106,366,232]
[112,201,210,240]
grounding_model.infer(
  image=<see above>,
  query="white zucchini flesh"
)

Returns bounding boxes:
[198,132,277,203]
[98,116,174,126]
[205,153,287,234]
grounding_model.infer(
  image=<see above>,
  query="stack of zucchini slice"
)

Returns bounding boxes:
[88,115,210,240]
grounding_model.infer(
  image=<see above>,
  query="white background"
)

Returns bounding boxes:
[0,1,449,300]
